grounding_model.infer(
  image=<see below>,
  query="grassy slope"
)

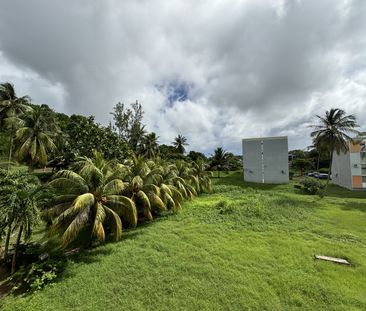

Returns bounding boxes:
[2,172,366,310]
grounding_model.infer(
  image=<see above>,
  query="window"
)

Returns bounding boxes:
[362,164,366,175]
[363,176,366,183]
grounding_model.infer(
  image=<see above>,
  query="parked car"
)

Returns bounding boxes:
[318,173,331,180]
[307,172,317,177]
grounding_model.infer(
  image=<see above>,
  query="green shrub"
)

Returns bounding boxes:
[7,258,66,294]
[318,168,329,174]
[216,200,236,214]
[33,171,53,182]
[299,178,325,195]
[289,170,295,180]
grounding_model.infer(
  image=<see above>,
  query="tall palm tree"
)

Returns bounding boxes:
[172,134,188,154]
[15,106,58,169]
[139,132,159,159]
[210,147,229,178]
[310,108,359,196]
[0,82,32,168]
[46,152,138,248]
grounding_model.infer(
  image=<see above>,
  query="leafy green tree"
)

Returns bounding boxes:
[225,152,242,171]
[292,158,313,176]
[310,108,359,196]
[15,106,58,169]
[159,144,186,160]
[210,147,230,178]
[187,151,207,162]
[46,151,138,248]
[0,82,32,168]
[172,134,188,154]
[111,101,146,151]
[63,114,129,161]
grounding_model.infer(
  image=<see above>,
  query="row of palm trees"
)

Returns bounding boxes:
[44,151,212,248]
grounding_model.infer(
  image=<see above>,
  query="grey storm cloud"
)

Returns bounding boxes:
[0,0,366,154]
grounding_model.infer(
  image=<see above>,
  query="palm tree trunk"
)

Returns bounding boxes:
[3,224,12,259]
[7,135,13,171]
[321,151,333,198]
[11,224,23,274]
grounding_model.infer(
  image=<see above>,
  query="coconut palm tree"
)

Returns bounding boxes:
[15,106,58,169]
[0,169,41,272]
[46,152,138,248]
[210,147,229,178]
[172,134,188,154]
[191,160,212,193]
[139,132,159,159]
[310,108,359,196]
[0,82,32,168]
[122,155,167,220]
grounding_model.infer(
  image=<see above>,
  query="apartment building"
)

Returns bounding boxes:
[331,138,366,190]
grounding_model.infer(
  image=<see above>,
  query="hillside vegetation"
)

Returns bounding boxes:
[2,172,366,310]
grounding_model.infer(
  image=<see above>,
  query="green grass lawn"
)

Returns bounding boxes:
[2,172,366,310]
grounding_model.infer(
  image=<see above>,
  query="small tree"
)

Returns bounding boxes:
[292,158,313,176]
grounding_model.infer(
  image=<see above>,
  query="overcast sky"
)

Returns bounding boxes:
[1,0,365,155]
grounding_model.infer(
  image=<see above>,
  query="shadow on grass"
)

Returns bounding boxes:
[324,184,366,199]
[339,201,366,213]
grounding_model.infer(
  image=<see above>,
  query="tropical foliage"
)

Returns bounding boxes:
[44,151,212,248]
[45,151,137,248]
[0,169,43,273]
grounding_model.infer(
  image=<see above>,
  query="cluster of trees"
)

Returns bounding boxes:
[0,82,241,172]
[0,82,219,277]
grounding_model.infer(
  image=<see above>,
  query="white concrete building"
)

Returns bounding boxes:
[331,137,366,190]
[242,136,289,184]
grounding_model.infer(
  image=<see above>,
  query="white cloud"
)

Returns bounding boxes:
[0,0,365,154]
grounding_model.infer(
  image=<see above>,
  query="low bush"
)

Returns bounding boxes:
[7,258,66,294]
[318,168,329,174]
[33,171,53,183]
[299,178,325,195]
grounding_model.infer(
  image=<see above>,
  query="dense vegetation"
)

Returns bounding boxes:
[1,172,365,310]
[0,81,362,308]
[0,82,221,291]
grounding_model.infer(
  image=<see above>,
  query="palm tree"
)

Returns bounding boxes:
[210,147,229,178]
[310,108,359,196]
[191,160,212,193]
[122,154,167,220]
[172,134,188,154]
[0,82,32,168]
[46,152,138,248]
[139,132,159,158]
[15,106,58,169]
[0,169,40,272]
